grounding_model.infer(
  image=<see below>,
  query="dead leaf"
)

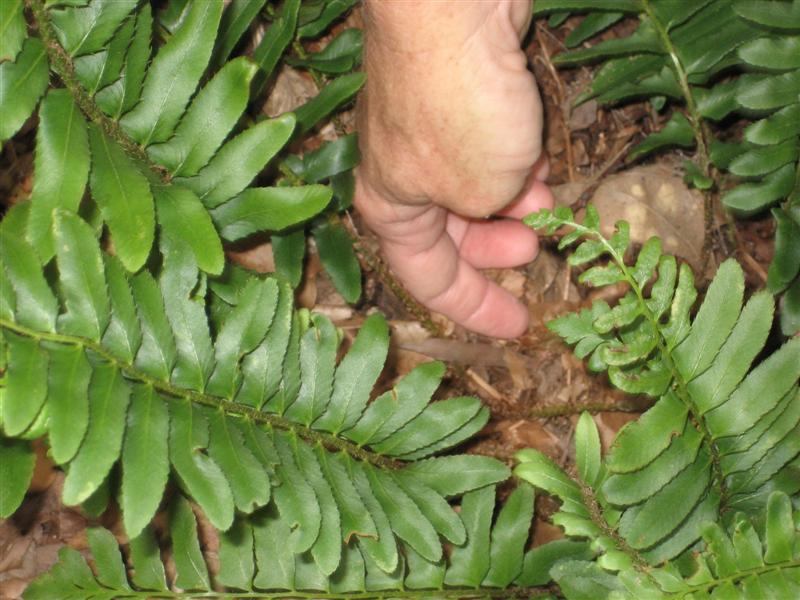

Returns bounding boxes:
[497,419,562,457]
[296,249,321,309]
[313,305,354,322]
[262,66,317,118]
[227,241,275,273]
[532,519,564,546]
[568,99,598,131]
[587,164,705,269]
[394,337,508,367]
[497,269,526,299]
[503,348,534,392]
[29,440,56,493]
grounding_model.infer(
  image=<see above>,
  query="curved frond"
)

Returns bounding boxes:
[1,0,364,298]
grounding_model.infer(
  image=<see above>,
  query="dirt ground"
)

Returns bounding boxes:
[0,12,778,599]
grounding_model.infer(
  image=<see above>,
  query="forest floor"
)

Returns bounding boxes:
[0,11,779,599]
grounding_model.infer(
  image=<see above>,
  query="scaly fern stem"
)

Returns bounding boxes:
[567,222,727,502]
[639,0,719,264]
[575,477,651,573]
[0,318,401,471]
[25,0,171,183]
[499,398,649,419]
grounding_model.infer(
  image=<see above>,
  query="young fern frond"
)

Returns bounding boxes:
[23,486,562,599]
[522,205,800,568]
[533,0,800,334]
[1,0,363,297]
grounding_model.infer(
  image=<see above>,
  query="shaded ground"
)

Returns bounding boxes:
[0,11,778,599]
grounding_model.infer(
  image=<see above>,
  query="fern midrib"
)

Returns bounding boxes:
[638,0,720,263]
[575,475,652,574]
[0,317,400,470]
[57,588,553,599]
[571,222,727,501]
[673,556,800,599]
[26,0,170,182]
[638,0,711,175]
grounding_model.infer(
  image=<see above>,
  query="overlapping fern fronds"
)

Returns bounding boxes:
[0,0,364,299]
[517,205,800,596]
[533,0,800,334]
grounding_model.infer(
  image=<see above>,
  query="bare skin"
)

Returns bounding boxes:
[355,0,553,338]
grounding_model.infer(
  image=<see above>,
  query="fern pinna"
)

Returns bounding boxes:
[534,0,800,335]
[518,205,800,597]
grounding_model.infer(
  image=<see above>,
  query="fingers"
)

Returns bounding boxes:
[355,158,554,338]
[427,259,530,338]
[447,155,552,269]
[381,215,530,338]
[446,215,539,269]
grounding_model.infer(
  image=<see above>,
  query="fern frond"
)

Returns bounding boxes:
[3,0,363,297]
[1,210,514,583]
[23,484,560,599]
[525,205,800,566]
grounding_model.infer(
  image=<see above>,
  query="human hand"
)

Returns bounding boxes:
[355,0,553,338]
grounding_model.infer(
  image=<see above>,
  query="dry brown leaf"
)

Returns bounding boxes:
[568,99,598,131]
[503,348,534,392]
[227,241,275,273]
[588,164,705,269]
[296,249,321,309]
[497,269,526,299]
[28,441,56,493]
[497,419,562,456]
[262,66,317,118]
[532,519,565,546]
[394,337,507,367]
[551,181,592,207]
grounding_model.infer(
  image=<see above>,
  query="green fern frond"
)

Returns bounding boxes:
[23,484,562,599]
[0,209,515,583]
[523,205,800,568]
